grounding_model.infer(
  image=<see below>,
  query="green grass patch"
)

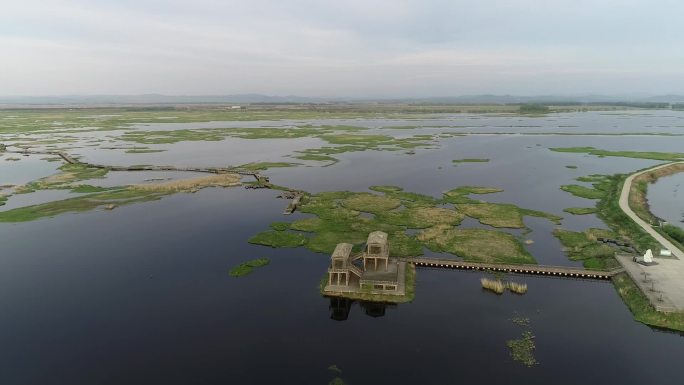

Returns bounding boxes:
[452,158,489,165]
[563,207,597,215]
[458,202,561,228]
[70,184,115,193]
[0,188,168,222]
[662,224,684,244]
[613,273,684,332]
[229,258,270,277]
[377,207,464,229]
[560,184,605,199]
[553,228,620,270]
[248,230,308,248]
[442,186,503,204]
[237,162,299,171]
[550,147,684,161]
[341,194,401,213]
[270,222,290,231]
[418,225,535,264]
[251,185,556,263]
[507,331,538,367]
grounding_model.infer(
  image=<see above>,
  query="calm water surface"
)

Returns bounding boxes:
[1,111,683,384]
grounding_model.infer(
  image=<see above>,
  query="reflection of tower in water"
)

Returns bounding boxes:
[329,297,352,321]
[328,298,397,320]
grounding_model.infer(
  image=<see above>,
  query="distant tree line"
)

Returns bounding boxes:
[518,104,550,114]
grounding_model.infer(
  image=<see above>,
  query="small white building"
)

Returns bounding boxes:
[660,249,672,257]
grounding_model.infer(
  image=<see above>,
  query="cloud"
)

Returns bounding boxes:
[1,0,683,96]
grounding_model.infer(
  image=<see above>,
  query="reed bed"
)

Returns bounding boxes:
[480,277,528,294]
[507,281,528,294]
[481,278,505,294]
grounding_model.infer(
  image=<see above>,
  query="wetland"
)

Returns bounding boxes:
[2,107,684,384]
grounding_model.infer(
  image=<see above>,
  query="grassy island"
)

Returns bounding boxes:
[229,258,270,277]
[250,185,560,264]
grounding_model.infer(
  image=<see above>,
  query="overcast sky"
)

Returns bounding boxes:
[1,0,683,97]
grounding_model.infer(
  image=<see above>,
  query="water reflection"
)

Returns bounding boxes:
[328,297,397,320]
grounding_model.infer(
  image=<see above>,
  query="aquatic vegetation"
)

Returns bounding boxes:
[507,331,538,367]
[550,146,684,161]
[237,162,299,171]
[70,184,116,193]
[458,202,561,228]
[229,258,270,277]
[481,278,528,294]
[124,148,166,153]
[0,188,169,222]
[613,273,684,332]
[560,184,605,199]
[662,224,684,245]
[452,158,490,165]
[131,174,241,192]
[553,228,620,270]
[377,207,464,228]
[254,185,557,262]
[565,165,578,169]
[507,281,528,294]
[270,222,291,231]
[248,230,308,248]
[563,207,597,215]
[327,365,342,375]
[15,163,109,193]
[418,226,535,264]
[341,194,402,213]
[0,173,242,222]
[442,186,503,204]
[481,278,505,294]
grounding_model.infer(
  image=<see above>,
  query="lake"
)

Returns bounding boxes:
[1,110,683,384]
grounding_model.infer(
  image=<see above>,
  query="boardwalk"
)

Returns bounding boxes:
[5,148,263,180]
[401,257,622,280]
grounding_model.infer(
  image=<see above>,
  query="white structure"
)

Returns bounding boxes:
[643,249,653,263]
[633,249,657,265]
[660,249,673,257]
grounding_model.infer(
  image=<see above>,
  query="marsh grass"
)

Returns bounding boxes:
[613,273,684,332]
[560,184,605,199]
[452,158,490,165]
[229,258,270,277]
[507,331,538,367]
[563,207,597,215]
[550,146,684,161]
[481,278,528,294]
[481,278,505,294]
[248,230,308,248]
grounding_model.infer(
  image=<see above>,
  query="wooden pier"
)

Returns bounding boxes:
[5,148,265,184]
[283,193,304,215]
[401,257,623,280]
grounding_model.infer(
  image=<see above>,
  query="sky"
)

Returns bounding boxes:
[1,0,683,97]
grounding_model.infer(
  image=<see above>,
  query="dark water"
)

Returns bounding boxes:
[2,111,684,384]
